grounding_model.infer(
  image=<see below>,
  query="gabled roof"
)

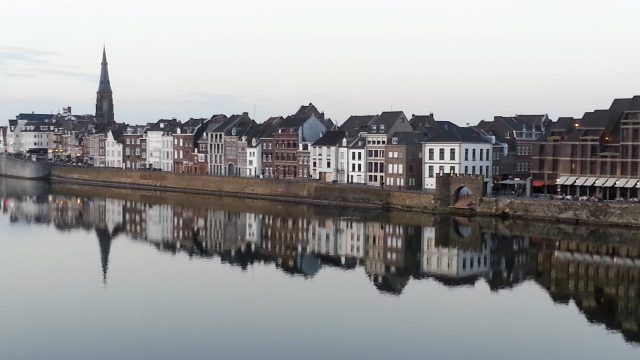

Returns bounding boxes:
[294,103,324,120]
[279,115,308,129]
[312,130,346,147]
[339,115,376,137]
[409,114,436,132]
[368,111,408,134]
[425,125,490,143]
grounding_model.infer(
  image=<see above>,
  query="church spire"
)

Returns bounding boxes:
[96,46,114,124]
[98,46,112,94]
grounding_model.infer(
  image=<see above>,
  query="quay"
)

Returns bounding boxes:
[51,166,640,229]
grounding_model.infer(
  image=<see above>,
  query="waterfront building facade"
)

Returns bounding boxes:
[365,112,413,187]
[384,132,425,190]
[311,130,346,182]
[531,96,640,199]
[422,125,492,191]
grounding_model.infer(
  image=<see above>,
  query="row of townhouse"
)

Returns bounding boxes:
[309,111,494,192]
[4,103,494,192]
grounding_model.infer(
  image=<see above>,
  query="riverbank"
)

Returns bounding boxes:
[51,166,640,228]
[51,166,437,213]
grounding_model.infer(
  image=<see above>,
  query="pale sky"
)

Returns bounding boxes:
[1,0,639,126]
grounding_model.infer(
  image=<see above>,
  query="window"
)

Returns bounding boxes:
[450,166,455,174]
[464,166,468,174]
[428,166,434,177]
[398,164,403,174]
[439,148,445,160]
[486,149,489,160]
[465,149,469,161]
[438,166,444,175]
[428,148,434,160]
[480,149,483,161]
[472,166,476,174]
[450,148,455,161]
[472,149,476,161]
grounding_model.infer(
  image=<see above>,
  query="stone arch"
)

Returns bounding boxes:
[227,163,235,176]
[453,186,474,209]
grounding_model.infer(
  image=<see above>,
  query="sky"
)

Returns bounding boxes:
[1,0,639,126]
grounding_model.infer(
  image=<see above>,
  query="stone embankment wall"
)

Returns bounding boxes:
[0,155,51,179]
[52,167,437,212]
[52,167,640,227]
[477,197,640,227]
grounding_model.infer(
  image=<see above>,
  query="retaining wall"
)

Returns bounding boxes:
[52,167,437,212]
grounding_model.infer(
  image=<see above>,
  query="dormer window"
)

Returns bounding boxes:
[392,137,398,145]
[372,125,377,132]
[380,125,385,132]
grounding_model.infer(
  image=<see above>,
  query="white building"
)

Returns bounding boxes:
[105,130,123,168]
[246,137,262,177]
[423,125,492,191]
[311,130,346,182]
[346,137,366,184]
[146,120,178,171]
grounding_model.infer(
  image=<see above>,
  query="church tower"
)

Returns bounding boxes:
[95,47,114,124]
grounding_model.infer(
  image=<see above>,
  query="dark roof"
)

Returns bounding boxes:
[409,114,436,132]
[368,111,408,134]
[212,113,255,136]
[279,115,308,129]
[312,130,346,146]
[348,136,367,149]
[145,119,180,133]
[388,131,427,146]
[339,115,376,137]
[425,125,490,143]
[16,113,53,122]
[294,103,324,120]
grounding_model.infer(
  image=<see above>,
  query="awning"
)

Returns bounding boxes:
[624,179,638,188]
[594,177,608,187]
[498,179,527,185]
[565,176,577,186]
[583,177,597,186]
[615,178,630,188]
[555,176,568,185]
[603,178,618,187]
[532,180,546,187]
[574,177,588,186]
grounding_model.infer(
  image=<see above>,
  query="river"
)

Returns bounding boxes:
[0,178,639,359]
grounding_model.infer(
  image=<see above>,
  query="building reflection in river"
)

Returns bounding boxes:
[1,184,639,344]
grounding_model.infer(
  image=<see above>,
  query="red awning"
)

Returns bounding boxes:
[532,180,546,187]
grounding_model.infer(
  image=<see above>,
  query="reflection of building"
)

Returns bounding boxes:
[535,238,640,343]
[420,218,491,283]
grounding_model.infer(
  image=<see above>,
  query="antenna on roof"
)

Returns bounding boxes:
[253,104,256,120]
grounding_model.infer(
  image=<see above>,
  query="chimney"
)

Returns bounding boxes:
[242,112,249,117]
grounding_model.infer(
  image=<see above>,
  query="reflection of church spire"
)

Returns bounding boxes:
[95,227,113,284]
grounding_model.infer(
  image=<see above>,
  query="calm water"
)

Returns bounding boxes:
[1,178,639,360]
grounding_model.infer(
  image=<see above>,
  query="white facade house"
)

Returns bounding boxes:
[346,138,366,184]
[422,126,492,191]
[246,138,262,177]
[8,120,53,156]
[105,131,123,168]
[146,120,178,171]
[311,131,346,182]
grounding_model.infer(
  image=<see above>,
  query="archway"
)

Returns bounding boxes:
[453,186,474,209]
[227,163,235,176]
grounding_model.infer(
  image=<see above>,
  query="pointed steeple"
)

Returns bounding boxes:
[95,227,113,284]
[98,46,112,94]
[95,46,114,124]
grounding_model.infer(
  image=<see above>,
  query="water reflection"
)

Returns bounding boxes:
[1,178,639,344]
